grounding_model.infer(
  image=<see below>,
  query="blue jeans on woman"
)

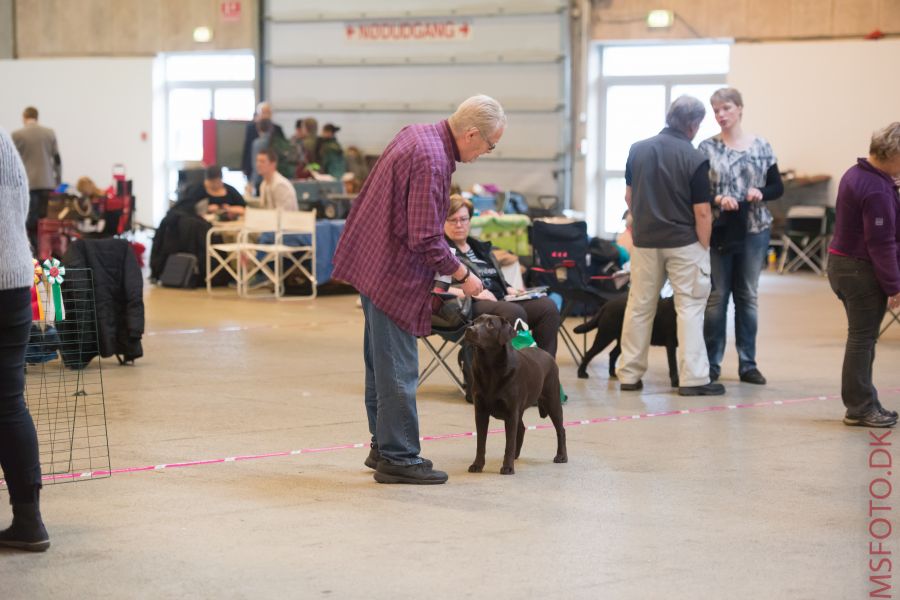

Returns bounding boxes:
[360,295,424,466]
[705,228,770,379]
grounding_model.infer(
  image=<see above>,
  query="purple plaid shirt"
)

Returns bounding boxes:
[332,120,462,335]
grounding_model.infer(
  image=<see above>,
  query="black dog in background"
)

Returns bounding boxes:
[574,296,679,387]
[464,315,567,475]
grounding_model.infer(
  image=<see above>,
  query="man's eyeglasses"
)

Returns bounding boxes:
[446,217,470,225]
[476,129,496,153]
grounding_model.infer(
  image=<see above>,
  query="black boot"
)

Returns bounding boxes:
[0,494,50,552]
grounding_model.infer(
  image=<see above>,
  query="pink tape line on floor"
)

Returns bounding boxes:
[21,390,854,484]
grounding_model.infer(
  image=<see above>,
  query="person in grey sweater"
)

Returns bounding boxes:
[0,127,50,552]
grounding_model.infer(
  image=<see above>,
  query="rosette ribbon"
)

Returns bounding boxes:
[31,259,44,321]
[42,258,66,321]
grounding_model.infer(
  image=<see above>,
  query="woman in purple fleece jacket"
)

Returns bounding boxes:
[827,122,900,428]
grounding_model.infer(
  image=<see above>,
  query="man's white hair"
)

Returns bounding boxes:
[448,94,507,136]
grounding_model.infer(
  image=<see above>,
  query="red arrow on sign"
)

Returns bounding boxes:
[345,25,355,37]
[459,23,470,37]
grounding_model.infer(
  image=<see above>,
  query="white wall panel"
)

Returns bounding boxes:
[265,0,568,203]
[0,58,161,226]
[267,14,562,61]
[729,39,900,202]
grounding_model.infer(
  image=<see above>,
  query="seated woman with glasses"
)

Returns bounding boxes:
[439,194,561,357]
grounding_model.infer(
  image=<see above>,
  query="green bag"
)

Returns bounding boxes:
[510,319,537,350]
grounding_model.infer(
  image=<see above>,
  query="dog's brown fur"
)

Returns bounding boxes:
[464,314,567,475]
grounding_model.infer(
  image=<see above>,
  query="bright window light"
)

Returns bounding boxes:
[165,53,255,82]
[603,44,729,77]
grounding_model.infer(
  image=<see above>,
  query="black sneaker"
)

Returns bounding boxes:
[620,380,643,391]
[365,445,431,470]
[709,368,720,383]
[739,369,767,385]
[844,408,898,428]
[678,383,726,396]
[374,460,448,485]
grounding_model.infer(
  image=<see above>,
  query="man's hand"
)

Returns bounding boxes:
[717,195,740,211]
[475,289,497,301]
[461,274,484,297]
[745,188,763,202]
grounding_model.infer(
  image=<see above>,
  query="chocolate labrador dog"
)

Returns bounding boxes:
[464,314,567,475]
[574,296,679,386]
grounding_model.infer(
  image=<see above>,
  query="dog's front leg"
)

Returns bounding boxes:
[500,415,519,474]
[468,403,490,473]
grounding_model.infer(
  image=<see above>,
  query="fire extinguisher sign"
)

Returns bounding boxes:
[220,1,241,22]
[344,19,472,43]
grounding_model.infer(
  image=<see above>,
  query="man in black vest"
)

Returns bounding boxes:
[617,95,724,396]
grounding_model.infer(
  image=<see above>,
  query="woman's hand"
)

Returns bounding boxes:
[716,195,740,211]
[475,289,497,301]
[507,286,522,296]
[890,293,900,310]
[745,187,763,202]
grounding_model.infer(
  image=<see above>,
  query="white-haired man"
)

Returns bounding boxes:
[617,95,725,397]
[333,94,505,484]
[241,101,285,181]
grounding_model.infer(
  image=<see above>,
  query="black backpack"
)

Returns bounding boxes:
[160,253,198,288]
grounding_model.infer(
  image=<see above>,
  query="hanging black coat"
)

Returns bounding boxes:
[149,196,212,284]
[62,238,144,365]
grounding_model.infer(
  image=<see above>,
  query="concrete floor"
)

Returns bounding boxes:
[2,271,897,599]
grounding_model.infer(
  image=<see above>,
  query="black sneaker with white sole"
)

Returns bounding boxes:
[365,445,432,470]
[373,460,448,484]
[844,408,898,428]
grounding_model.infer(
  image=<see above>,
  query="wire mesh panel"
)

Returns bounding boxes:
[18,265,111,485]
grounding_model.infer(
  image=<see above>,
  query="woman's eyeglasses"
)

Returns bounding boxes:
[446,217,470,225]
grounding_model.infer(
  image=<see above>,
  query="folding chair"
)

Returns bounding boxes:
[778,205,834,275]
[529,220,626,364]
[206,220,246,295]
[273,210,317,300]
[237,208,281,298]
[880,308,900,338]
[417,321,468,396]
[418,294,471,396]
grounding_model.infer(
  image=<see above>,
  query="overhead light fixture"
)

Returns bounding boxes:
[193,26,213,43]
[647,10,674,28]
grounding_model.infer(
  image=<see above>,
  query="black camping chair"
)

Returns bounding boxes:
[529,220,628,363]
[418,294,471,396]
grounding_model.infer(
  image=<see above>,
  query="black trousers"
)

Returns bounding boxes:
[827,255,888,416]
[0,288,42,504]
[472,296,561,358]
[26,189,51,251]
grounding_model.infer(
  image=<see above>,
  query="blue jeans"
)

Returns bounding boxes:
[705,229,770,377]
[360,295,423,466]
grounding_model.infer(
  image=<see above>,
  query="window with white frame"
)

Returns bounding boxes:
[596,43,729,236]
[163,52,256,201]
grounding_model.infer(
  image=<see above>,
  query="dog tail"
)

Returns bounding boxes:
[573,303,607,334]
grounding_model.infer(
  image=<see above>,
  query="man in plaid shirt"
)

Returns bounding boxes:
[333,95,506,484]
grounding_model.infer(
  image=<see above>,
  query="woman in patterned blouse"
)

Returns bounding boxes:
[699,88,784,386]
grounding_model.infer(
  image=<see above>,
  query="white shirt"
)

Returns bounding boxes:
[260,171,298,211]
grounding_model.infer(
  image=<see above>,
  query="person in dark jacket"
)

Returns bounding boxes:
[149,190,212,285]
[441,195,560,356]
[241,102,285,181]
[63,238,144,364]
[827,122,900,428]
